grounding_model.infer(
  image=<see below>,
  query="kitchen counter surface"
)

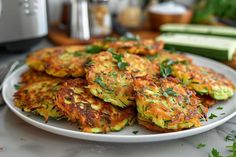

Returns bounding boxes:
[0,39,235,157]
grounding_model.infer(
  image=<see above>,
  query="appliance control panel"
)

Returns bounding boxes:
[19,0,38,15]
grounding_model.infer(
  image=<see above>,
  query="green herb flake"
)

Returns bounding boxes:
[220,113,226,115]
[146,54,159,61]
[209,113,217,119]
[85,60,94,67]
[226,141,236,157]
[132,130,139,135]
[117,62,129,70]
[14,84,21,90]
[159,60,176,78]
[225,135,234,142]
[216,106,223,110]
[86,45,103,54]
[73,51,83,57]
[94,77,107,89]
[108,48,129,70]
[163,88,178,97]
[197,143,206,149]
[200,118,206,122]
[209,148,222,157]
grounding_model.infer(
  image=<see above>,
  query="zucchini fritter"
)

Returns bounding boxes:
[14,80,64,122]
[95,38,164,55]
[147,51,192,65]
[171,63,235,100]
[26,47,55,71]
[20,69,56,84]
[55,79,136,133]
[85,51,159,107]
[133,76,207,132]
[26,46,92,77]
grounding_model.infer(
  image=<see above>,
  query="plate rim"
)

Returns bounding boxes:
[2,54,236,143]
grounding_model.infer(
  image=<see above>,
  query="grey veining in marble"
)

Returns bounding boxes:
[0,39,235,157]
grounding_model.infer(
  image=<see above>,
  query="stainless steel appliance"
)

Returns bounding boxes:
[0,0,48,51]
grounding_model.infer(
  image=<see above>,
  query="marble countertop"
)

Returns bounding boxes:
[0,39,235,157]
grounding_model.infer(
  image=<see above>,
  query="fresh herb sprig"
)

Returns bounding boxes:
[226,141,236,157]
[108,48,129,70]
[163,88,178,97]
[86,45,103,54]
[209,148,222,157]
[94,77,108,89]
[197,143,206,149]
[209,113,218,119]
[160,59,188,78]
[14,84,21,90]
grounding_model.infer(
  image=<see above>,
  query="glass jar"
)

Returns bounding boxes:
[89,0,112,37]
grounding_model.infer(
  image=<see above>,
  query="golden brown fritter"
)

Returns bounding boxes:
[14,80,64,122]
[26,46,92,77]
[20,69,57,84]
[55,78,136,133]
[95,38,164,55]
[171,63,235,100]
[27,47,55,71]
[133,76,208,132]
[85,51,159,108]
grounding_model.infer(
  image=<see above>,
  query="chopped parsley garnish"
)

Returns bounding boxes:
[132,131,139,134]
[119,36,140,41]
[160,59,189,78]
[117,62,129,70]
[226,141,236,157]
[160,63,172,78]
[221,113,226,115]
[197,143,206,149]
[74,51,83,57]
[86,45,103,54]
[200,118,206,122]
[225,135,234,142]
[217,106,223,110]
[94,77,107,89]
[209,148,222,157]
[108,48,129,70]
[160,59,177,78]
[209,113,218,119]
[14,84,21,90]
[163,88,178,97]
[85,60,94,66]
[146,54,159,61]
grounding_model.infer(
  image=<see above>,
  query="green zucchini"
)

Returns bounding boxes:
[156,33,236,61]
[160,24,236,38]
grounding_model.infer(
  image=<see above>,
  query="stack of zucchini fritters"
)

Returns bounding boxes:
[14,37,235,133]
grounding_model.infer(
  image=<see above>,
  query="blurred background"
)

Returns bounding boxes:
[1,0,236,68]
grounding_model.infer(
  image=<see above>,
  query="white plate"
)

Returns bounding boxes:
[2,54,236,143]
